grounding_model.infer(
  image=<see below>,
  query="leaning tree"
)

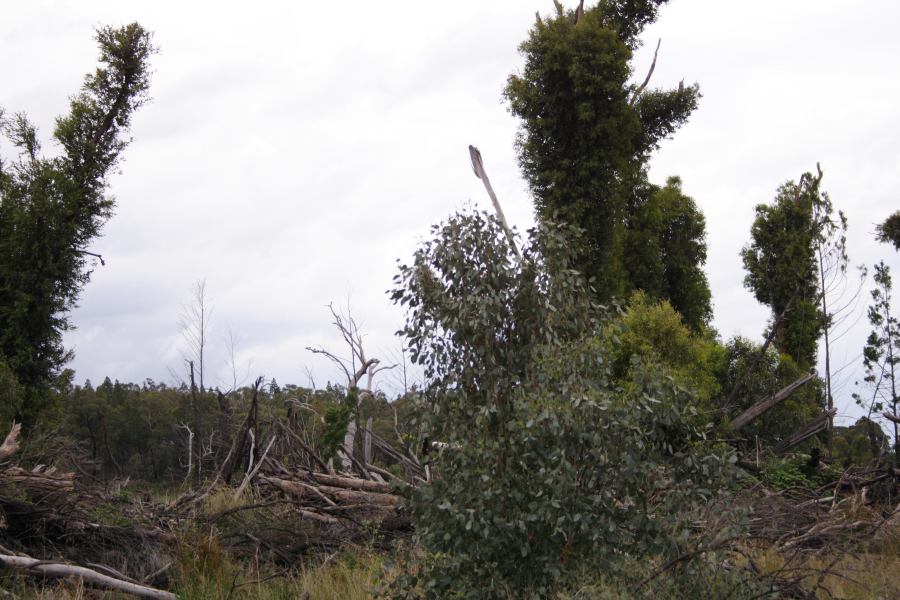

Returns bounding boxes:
[0,24,154,427]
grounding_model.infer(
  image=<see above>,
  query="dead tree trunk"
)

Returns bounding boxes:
[306,303,395,476]
[730,373,816,431]
[775,408,837,455]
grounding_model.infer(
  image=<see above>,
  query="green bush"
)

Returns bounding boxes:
[760,457,813,490]
[391,211,741,598]
[604,291,725,410]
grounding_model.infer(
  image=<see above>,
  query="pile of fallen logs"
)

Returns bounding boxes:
[183,388,415,557]
[748,466,900,551]
[0,372,421,595]
[0,423,177,598]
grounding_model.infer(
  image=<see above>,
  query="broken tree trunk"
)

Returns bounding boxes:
[341,415,358,473]
[308,471,394,494]
[468,145,521,261]
[0,423,21,462]
[0,553,176,600]
[730,373,816,431]
[1,466,75,495]
[775,408,837,455]
[364,416,373,465]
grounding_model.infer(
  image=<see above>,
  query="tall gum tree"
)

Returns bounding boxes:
[741,170,845,371]
[0,24,154,427]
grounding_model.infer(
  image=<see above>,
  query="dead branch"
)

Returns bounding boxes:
[74,249,106,266]
[307,471,394,494]
[730,373,815,431]
[233,435,276,500]
[469,145,521,261]
[0,553,176,600]
[629,38,661,106]
[277,421,331,473]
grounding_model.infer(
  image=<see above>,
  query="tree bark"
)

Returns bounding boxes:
[775,408,837,455]
[730,373,815,431]
[0,554,176,600]
[0,423,21,462]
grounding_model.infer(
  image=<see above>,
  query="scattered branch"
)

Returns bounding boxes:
[0,554,176,600]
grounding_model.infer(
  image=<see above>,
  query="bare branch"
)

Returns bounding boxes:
[74,248,105,266]
[629,38,661,106]
[468,145,521,261]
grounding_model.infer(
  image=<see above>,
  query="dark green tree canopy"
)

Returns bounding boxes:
[625,176,711,329]
[505,1,709,327]
[0,23,154,426]
[741,170,845,369]
[876,210,900,251]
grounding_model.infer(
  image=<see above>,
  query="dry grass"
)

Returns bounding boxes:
[749,537,900,599]
[170,529,385,600]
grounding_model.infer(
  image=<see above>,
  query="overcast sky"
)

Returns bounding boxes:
[2,1,897,424]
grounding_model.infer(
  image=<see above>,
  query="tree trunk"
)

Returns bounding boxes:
[0,554,176,600]
[730,373,815,431]
[775,408,837,455]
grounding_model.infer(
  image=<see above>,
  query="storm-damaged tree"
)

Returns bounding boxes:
[505,0,711,328]
[306,302,395,475]
[0,24,154,427]
[741,168,849,446]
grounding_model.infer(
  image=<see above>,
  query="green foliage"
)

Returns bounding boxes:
[505,2,709,318]
[321,387,356,462]
[832,417,890,467]
[876,210,900,251]
[0,359,22,425]
[740,170,847,369]
[390,210,739,598]
[0,24,154,427]
[605,290,723,409]
[719,337,822,447]
[760,456,814,490]
[624,178,712,329]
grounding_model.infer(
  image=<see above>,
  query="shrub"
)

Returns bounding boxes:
[390,211,740,598]
[604,291,725,409]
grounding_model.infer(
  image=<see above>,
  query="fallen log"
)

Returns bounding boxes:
[0,553,176,599]
[258,475,402,509]
[775,408,837,455]
[730,373,815,431]
[308,471,393,494]
[315,484,402,507]
[2,466,75,495]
